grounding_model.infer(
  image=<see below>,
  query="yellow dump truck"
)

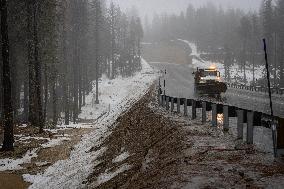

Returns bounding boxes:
[193,67,227,97]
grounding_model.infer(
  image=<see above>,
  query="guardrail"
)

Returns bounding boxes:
[157,90,284,157]
[227,83,284,95]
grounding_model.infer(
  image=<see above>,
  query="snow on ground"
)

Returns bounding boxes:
[0,149,38,171]
[0,134,72,172]
[112,151,130,163]
[15,136,71,149]
[95,163,132,187]
[176,104,274,153]
[178,39,264,84]
[41,137,71,148]
[22,58,157,189]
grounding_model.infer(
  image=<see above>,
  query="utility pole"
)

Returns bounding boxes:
[164,69,167,96]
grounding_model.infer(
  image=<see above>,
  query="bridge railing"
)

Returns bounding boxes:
[157,90,284,157]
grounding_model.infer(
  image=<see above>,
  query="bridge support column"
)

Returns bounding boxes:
[247,111,254,144]
[171,98,174,112]
[166,97,169,110]
[212,104,217,127]
[202,102,207,124]
[184,99,188,116]
[237,110,244,139]
[223,106,229,131]
[192,100,196,120]
[177,98,180,113]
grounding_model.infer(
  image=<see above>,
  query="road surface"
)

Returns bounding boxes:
[150,62,284,117]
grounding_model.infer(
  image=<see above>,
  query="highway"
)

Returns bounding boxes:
[150,62,284,117]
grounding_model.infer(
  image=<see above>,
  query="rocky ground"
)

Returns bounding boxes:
[86,86,284,189]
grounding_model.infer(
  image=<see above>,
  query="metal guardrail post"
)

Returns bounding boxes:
[237,110,244,139]
[177,98,181,113]
[192,100,196,120]
[166,96,169,110]
[159,95,163,106]
[247,111,254,144]
[157,90,160,105]
[202,102,207,123]
[223,106,229,131]
[171,97,174,112]
[184,98,188,116]
[212,104,217,127]
[162,95,165,107]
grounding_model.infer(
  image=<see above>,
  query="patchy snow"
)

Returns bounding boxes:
[57,123,93,129]
[15,136,70,149]
[19,124,28,128]
[178,39,265,84]
[0,149,38,171]
[18,136,49,141]
[35,161,50,167]
[95,163,132,187]
[41,137,71,148]
[112,152,130,163]
[22,58,157,189]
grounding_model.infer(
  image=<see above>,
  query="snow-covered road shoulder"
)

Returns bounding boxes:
[23,58,157,189]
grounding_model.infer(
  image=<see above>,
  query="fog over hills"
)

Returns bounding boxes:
[112,0,262,17]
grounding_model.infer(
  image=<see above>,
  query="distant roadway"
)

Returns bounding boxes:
[150,62,284,117]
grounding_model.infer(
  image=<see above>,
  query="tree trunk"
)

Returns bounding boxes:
[23,75,29,123]
[43,62,48,124]
[52,72,57,126]
[33,1,43,132]
[73,39,79,124]
[1,0,14,151]
[27,0,36,126]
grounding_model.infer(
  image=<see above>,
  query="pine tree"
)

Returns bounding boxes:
[239,16,252,83]
[1,0,14,151]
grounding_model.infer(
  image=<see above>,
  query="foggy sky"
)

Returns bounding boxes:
[112,0,262,18]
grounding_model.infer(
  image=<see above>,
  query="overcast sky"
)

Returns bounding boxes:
[112,0,262,18]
